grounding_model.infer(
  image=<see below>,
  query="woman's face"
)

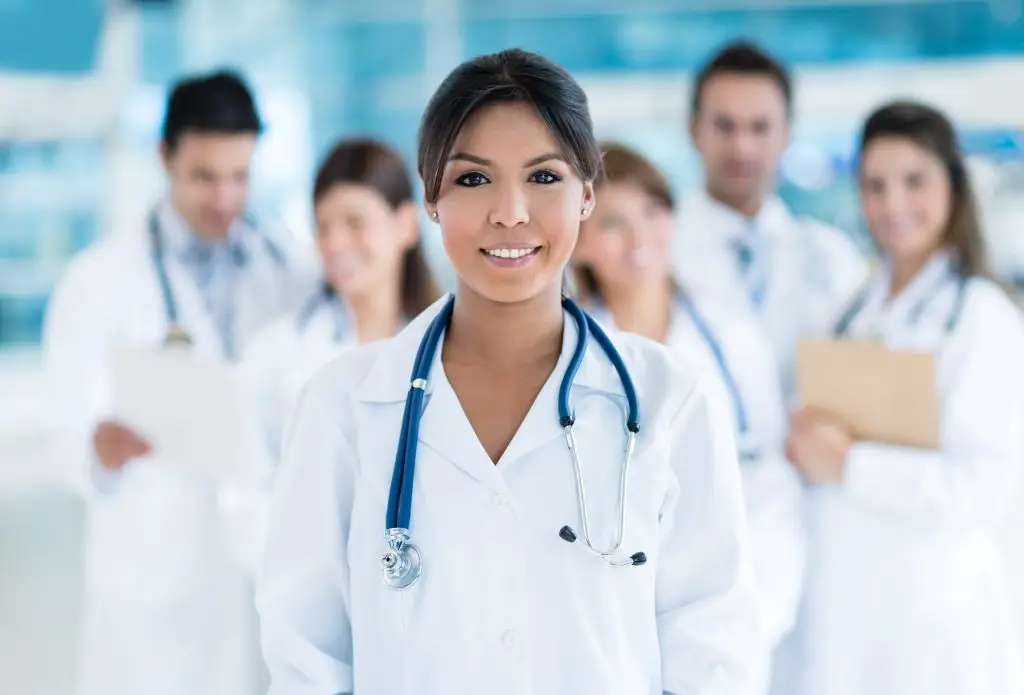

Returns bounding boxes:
[315,183,418,297]
[860,135,952,265]
[432,101,594,306]
[574,181,674,296]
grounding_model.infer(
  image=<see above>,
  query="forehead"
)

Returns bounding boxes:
[316,183,390,213]
[699,73,788,120]
[172,132,257,167]
[596,181,653,207]
[451,101,561,160]
[861,136,944,173]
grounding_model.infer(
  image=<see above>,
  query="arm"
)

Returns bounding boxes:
[658,381,763,695]
[41,256,124,497]
[255,379,355,695]
[842,297,1024,526]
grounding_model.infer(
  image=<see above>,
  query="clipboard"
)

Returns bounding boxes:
[795,338,940,450]
[108,344,261,481]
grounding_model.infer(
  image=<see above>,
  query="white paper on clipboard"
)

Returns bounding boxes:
[108,344,257,482]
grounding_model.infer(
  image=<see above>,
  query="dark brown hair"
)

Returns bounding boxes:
[574,142,675,302]
[417,48,602,205]
[313,137,440,318]
[691,40,792,121]
[859,101,990,278]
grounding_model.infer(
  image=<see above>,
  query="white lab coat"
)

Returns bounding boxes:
[256,295,763,695]
[672,191,869,398]
[589,295,805,694]
[223,294,357,575]
[797,251,1024,695]
[41,202,316,695]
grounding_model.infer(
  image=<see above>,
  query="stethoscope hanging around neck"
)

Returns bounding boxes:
[833,268,968,338]
[148,205,288,351]
[148,209,194,348]
[678,294,761,463]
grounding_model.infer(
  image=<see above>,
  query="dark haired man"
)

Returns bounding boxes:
[674,41,868,398]
[42,69,315,695]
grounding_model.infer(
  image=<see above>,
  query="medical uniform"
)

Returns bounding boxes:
[672,191,869,398]
[590,293,805,694]
[222,289,357,575]
[42,200,316,695]
[799,250,1024,695]
[241,287,356,466]
[256,296,762,695]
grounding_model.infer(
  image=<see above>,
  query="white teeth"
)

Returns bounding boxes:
[485,247,536,259]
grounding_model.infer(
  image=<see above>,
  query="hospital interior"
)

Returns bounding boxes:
[2,0,1024,693]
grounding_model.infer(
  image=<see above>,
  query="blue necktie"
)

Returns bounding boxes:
[732,226,767,310]
[181,237,248,359]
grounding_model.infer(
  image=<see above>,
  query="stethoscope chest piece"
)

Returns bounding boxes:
[381,529,421,590]
[163,323,194,348]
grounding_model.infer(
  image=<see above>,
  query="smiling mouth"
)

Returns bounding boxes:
[481,247,541,260]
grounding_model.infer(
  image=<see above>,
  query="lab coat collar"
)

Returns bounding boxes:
[156,199,253,267]
[355,294,631,405]
[691,188,793,243]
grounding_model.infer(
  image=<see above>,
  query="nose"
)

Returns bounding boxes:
[488,181,530,228]
[319,225,353,255]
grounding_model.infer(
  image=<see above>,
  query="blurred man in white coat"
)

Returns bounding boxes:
[673,42,869,398]
[42,70,315,695]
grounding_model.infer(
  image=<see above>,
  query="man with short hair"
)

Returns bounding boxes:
[43,69,315,695]
[674,41,868,396]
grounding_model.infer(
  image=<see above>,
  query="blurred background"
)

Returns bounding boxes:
[1,0,1023,693]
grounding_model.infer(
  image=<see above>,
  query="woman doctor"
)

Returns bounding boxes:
[787,101,1024,695]
[242,137,440,468]
[256,48,761,695]
[571,142,804,693]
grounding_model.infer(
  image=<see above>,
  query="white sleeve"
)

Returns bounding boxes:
[41,256,123,498]
[255,379,355,695]
[658,380,763,695]
[843,293,1024,526]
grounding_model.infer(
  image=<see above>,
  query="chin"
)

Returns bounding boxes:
[462,273,561,307]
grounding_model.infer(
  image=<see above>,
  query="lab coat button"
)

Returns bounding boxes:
[501,629,516,647]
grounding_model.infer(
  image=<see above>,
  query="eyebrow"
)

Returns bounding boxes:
[448,152,566,168]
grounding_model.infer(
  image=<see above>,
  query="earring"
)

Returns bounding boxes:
[581,207,590,218]
[431,210,439,221]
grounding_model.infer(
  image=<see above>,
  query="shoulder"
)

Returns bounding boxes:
[961,276,1024,344]
[609,330,707,430]
[796,216,866,262]
[51,235,141,303]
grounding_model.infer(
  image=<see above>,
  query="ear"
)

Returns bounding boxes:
[687,113,700,147]
[580,181,596,220]
[158,141,173,171]
[395,201,421,250]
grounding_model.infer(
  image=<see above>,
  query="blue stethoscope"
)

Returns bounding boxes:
[148,206,285,350]
[381,294,648,590]
[678,295,761,463]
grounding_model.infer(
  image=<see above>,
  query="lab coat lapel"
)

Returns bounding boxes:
[354,298,632,488]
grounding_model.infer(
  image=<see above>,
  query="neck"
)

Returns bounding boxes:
[168,195,227,242]
[602,276,674,343]
[444,282,563,368]
[345,280,403,343]
[889,248,942,299]
[706,183,766,219]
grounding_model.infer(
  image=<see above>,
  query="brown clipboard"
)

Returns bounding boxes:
[795,338,940,450]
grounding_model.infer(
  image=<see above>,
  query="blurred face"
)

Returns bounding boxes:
[860,136,952,264]
[690,73,789,213]
[432,101,594,305]
[315,184,418,297]
[575,182,673,295]
[161,132,257,239]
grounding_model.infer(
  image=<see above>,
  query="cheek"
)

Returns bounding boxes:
[911,187,951,237]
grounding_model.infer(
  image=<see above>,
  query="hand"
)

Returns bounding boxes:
[93,421,152,471]
[786,409,853,485]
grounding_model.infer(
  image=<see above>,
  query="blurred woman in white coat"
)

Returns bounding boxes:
[256,48,761,695]
[572,142,804,693]
[787,101,1024,695]
[242,137,440,469]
